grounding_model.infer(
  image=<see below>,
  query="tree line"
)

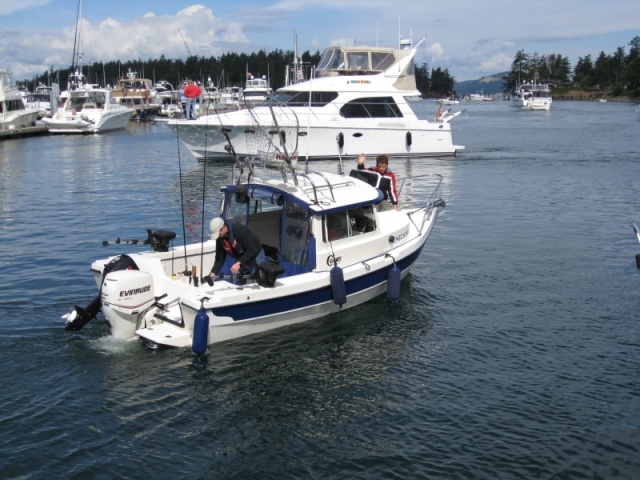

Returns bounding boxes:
[29,49,322,93]
[26,49,456,97]
[502,36,640,97]
[29,34,639,100]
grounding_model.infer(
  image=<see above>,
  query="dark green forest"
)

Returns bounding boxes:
[29,49,322,93]
[22,34,640,98]
[502,36,640,97]
[25,48,455,97]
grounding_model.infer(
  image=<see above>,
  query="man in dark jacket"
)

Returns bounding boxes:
[357,153,400,211]
[208,218,265,284]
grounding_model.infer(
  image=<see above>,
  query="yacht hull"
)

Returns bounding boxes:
[167,114,462,160]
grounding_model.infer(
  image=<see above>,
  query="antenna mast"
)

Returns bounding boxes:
[178,29,193,57]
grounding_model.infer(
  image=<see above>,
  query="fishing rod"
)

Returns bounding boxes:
[102,237,149,247]
[198,95,212,285]
[102,229,159,247]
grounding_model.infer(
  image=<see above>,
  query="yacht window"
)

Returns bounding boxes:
[317,49,345,70]
[272,91,338,107]
[347,52,369,70]
[5,100,25,112]
[340,97,402,119]
[370,52,396,70]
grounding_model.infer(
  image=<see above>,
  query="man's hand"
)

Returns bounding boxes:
[358,153,366,165]
[230,261,241,275]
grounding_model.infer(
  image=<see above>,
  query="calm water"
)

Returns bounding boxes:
[1,101,639,479]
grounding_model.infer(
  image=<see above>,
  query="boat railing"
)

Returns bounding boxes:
[298,171,356,205]
[403,173,444,232]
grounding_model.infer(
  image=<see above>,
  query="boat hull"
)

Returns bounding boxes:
[167,114,462,160]
[43,109,133,133]
[91,204,440,348]
[0,109,39,131]
[527,99,552,111]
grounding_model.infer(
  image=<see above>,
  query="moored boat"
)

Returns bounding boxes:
[0,70,40,131]
[43,88,134,133]
[111,70,159,121]
[242,74,272,104]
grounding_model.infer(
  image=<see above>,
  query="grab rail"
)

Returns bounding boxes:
[403,173,445,233]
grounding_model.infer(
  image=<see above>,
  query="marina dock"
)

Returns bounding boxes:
[0,125,48,140]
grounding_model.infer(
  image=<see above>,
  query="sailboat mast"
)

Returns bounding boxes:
[71,0,83,69]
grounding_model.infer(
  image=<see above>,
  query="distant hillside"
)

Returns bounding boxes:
[454,73,507,96]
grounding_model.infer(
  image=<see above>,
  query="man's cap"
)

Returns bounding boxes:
[210,218,225,239]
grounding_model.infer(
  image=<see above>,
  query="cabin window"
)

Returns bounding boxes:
[5,100,25,112]
[317,49,345,70]
[281,201,311,267]
[225,187,251,224]
[347,52,369,70]
[340,97,402,119]
[371,52,396,70]
[272,91,338,107]
[324,206,376,242]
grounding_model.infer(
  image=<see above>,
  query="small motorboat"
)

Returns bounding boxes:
[65,103,446,351]
[43,88,134,133]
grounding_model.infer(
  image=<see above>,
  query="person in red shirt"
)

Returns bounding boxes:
[183,79,202,120]
[357,153,400,211]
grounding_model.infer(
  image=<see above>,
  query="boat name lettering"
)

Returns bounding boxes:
[348,80,371,84]
[274,153,298,161]
[395,230,409,242]
[327,256,342,266]
[120,285,151,297]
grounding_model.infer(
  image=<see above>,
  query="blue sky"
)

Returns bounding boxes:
[1,0,638,82]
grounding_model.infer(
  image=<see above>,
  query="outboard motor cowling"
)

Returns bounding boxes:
[101,270,155,339]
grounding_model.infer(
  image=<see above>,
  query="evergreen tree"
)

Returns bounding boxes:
[573,55,594,86]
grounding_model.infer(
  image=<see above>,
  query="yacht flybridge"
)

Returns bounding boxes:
[167,35,464,161]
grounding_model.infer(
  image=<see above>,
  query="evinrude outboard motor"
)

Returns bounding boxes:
[65,254,139,331]
[101,270,155,339]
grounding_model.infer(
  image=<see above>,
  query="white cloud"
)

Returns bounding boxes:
[0,0,51,15]
[2,0,639,82]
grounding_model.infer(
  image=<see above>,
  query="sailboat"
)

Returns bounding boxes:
[43,0,134,132]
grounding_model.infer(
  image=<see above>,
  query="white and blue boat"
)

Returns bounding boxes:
[66,162,445,349]
[65,105,445,350]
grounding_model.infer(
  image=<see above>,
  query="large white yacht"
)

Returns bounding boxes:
[0,70,39,131]
[167,36,464,161]
[514,81,553,111]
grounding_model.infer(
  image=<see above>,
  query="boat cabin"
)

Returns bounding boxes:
[216,169,384,278]
[316,46,401,77]
[65,91,112,111]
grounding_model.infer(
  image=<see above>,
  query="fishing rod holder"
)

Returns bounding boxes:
[147,229,176,252]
